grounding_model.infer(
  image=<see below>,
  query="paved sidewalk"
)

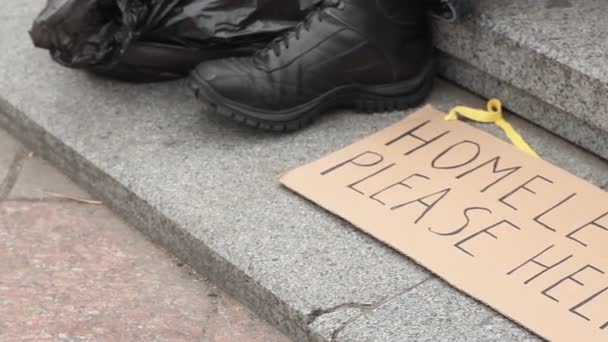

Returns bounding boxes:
[0,128,288,341]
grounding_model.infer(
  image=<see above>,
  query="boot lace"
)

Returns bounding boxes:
[256,0,344,58]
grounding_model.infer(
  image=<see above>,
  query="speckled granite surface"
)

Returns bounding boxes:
[0,129,288,342]
[435,0,608,159]
[0,1,606,341]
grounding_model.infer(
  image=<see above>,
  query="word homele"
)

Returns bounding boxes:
[320,118,608,332]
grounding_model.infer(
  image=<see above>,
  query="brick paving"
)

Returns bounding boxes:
[0,128,289,342]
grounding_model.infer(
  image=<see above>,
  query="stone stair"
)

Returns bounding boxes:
[435,0,608,160]
[0,1,607,341]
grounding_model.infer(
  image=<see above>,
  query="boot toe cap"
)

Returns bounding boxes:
[191,58,265,107]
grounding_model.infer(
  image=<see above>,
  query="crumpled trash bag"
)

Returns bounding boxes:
[430,0,471,22]
[30,0,309,82]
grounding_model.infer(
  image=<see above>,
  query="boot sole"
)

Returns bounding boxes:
[188,61,436,132]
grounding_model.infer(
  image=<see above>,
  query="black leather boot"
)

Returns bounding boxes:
[189,0,436,131]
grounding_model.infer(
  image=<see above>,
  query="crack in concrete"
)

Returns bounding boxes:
[306,302,375,326]
[309,276,434,341]
[330,314,363,342]
[0,148,26,200]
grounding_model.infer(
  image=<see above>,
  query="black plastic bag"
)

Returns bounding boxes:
[30,0,309,82]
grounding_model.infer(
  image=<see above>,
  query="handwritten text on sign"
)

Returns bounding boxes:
[280,106,608,342]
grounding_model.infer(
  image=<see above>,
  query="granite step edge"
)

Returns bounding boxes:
[434,13,608,137]
[437,52,608,161]
[0,97,328,342]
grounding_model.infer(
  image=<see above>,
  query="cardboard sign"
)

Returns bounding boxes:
[280,106,608,342]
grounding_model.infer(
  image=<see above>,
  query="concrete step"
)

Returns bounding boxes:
[0,127,289,341]
[435,0,608,160]
[1,1,607,341]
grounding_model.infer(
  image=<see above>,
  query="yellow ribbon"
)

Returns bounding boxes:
[445,99,540,158]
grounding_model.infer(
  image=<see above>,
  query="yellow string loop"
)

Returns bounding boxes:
[445,99,540,158]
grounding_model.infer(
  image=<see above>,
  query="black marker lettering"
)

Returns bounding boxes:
[534,193,577,232]
[542,264,605,302]
[566,211,608,247]
[431,140,481,170]
[429,207,493,236]
[570,286,608,321]
[370,173,430,206]
[456,156,522,192]
[499,175,554,211]
[507,245,573,285]
[321,151,384,176]
[455,220,520,257]
[348,163,396,195]
[391,188,451,224]
[385,120,450,155]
